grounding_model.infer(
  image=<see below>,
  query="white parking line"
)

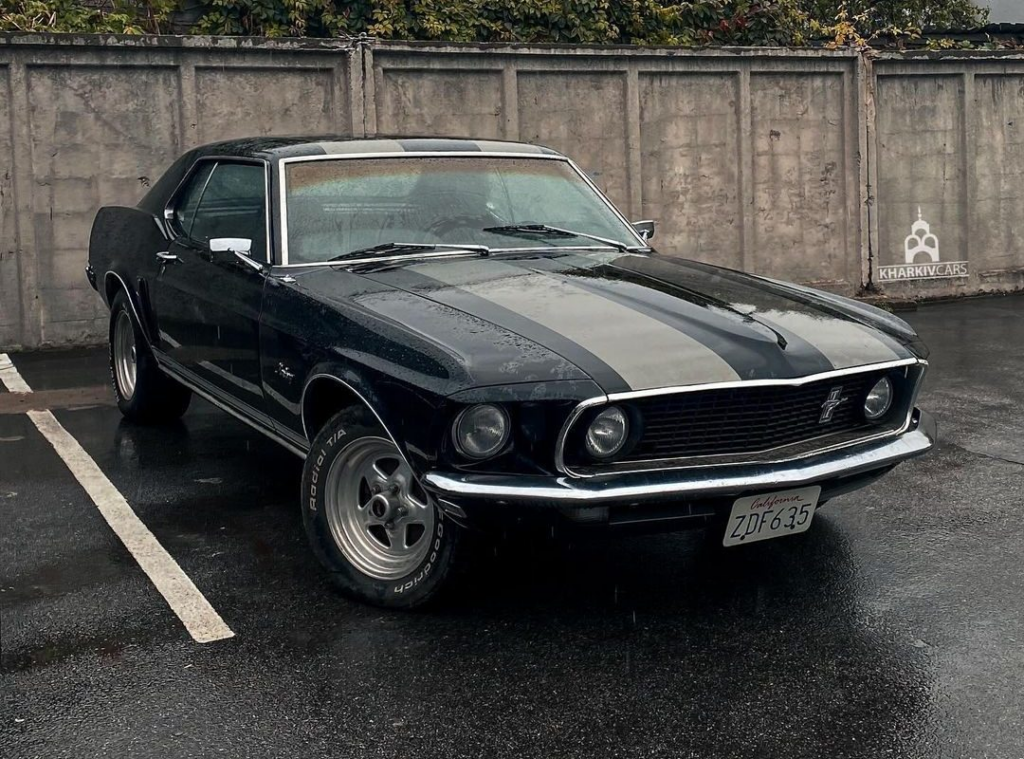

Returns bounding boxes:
[0,352,235,644]
[0,353,32,392]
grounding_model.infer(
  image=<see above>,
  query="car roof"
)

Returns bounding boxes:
[137,136,566,216]
[191,136,564,160]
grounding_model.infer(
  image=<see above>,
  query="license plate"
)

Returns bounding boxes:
[723,486,821,547]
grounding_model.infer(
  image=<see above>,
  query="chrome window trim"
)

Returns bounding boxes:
[179,161,216,238]
[276,151,649,267]
[554,357,928,478]
[566,157,651,249]
[262,160,273,265]
[163,155,273,265]
[163,156,218,233]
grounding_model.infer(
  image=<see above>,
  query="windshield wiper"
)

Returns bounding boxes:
[328,241,490,262]
[482,224,641,253]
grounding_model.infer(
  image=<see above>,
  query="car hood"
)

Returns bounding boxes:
[304,249,923,395]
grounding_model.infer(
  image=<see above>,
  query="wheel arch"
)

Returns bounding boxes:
[104,271,153,345]
[300,373,401,451]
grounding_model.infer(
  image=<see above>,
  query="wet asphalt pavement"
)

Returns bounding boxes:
[2,295,1022,759]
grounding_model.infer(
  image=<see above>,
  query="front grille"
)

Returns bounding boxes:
[620,371,886,462]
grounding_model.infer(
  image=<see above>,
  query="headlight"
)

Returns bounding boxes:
[863,377,894,420]
[453,404,509,460]
[585,406,629,459]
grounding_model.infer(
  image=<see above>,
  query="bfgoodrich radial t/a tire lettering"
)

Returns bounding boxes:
[301,408,467,609]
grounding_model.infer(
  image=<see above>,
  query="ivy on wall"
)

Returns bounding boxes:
[1,0,176,32]
[0,0,992,47]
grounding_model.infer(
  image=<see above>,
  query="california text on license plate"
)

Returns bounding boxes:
[723,486,821,547]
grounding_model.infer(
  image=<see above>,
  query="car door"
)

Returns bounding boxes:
[149,159,270,414]
[149,160,215,367]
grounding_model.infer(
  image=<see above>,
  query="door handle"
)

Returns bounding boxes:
[156,251,180,263]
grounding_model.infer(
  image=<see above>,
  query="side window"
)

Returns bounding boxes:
[190,163,268,261]
[172,162,215,237]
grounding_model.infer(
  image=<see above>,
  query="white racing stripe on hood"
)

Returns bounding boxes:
[414,260,740,390]
[753,310,902,368]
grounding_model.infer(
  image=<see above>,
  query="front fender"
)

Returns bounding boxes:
[298,359,448,476]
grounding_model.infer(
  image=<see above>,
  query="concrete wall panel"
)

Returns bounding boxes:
[517,72,631,211]
[638,73,742,269]
[195,66,339,144]
[875,75,965,294]
[366,48,864,292]
[750,73,851,288]
[973,75,1024,279]
[375,68,503,138]
[0,64,18,340]
[26,64,182,345]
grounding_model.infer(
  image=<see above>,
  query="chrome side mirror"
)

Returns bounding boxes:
[210,237,252,255]
[210,237,263,272]
[632,220,656,242]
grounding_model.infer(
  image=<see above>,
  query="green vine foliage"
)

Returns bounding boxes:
[189,0,816,44]
[803,0,988,46]
[0,0,994,47]
[1,0,176,32]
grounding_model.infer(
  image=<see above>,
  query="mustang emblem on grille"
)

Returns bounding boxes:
[819,386,845,423]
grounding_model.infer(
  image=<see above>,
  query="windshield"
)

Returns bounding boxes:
[282,156,642,264]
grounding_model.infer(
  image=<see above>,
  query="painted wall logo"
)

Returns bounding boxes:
[878,208,969,282]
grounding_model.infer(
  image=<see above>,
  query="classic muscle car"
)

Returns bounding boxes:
[88,136,936,608]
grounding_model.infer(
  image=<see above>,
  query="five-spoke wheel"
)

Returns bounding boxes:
[324,437,435,581]
[302,410,466,608]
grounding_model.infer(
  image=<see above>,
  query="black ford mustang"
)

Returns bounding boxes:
[88,136,936,608]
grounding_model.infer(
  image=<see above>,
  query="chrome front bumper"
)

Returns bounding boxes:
[423,410,936,507]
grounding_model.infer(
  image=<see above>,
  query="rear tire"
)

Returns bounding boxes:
[108,290,191,423]
[302,408,468,609]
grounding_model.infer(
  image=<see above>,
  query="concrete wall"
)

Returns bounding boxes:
[0,34,360,349]
[986,0,1024,23]
[871,53,1024,296]
[367,45,865,290]
[0,34,1021,350]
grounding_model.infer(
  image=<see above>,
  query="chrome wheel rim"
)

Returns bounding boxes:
[113,310,137,401]
[324,437,436,581]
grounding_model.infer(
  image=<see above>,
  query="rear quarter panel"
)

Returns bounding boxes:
[89,205,167,338]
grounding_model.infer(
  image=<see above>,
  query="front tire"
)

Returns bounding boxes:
[108,290,191,423]
[302,409,467,609]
